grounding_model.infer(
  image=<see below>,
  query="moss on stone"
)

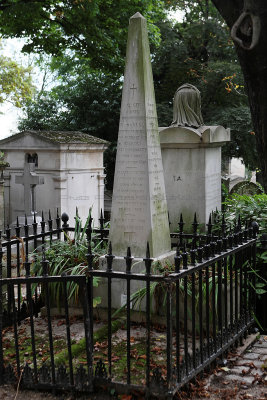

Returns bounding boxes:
[54,318,124,366]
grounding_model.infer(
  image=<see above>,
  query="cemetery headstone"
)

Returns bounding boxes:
[109,12,171,258]
[159,84,230,231]
[230,180,263,195]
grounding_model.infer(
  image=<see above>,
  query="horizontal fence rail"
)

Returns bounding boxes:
[0,210,259,398]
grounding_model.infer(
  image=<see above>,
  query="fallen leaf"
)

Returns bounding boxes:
[120,395,132,400]
[242,369,250,375]
[242,362,256,369]
[151,346,162,354]
[136,361,144,366]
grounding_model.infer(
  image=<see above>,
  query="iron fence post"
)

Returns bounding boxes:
[61,212,69,242]
[166,279,173,391]
[0,239,3,384]
[144,243,152,393]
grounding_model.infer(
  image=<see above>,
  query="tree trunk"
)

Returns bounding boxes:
[212,0,267,191]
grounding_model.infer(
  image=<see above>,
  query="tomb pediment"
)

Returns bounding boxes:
[0,130,109,151]
[0,131,59,150]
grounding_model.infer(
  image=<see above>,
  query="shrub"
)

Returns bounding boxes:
[31,211,107,308]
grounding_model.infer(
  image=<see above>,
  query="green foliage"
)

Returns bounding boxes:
[0,0,170,74]
[208,105,256,170]
[54,318,124,366]
[213,193,267,303]
[18,70,121,189]
[153,4,256,170]
[18,96,60,130]
[215,193,267,234]
[31,211,107,307]
[0,43,34,108]
[14,0,257,185]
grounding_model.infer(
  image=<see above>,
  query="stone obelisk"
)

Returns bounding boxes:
[109,12,171,258]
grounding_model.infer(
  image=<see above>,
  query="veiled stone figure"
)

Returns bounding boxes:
[171,83,204,128]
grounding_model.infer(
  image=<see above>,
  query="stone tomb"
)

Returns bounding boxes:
[159,84,230,231]
[0,130,109,226]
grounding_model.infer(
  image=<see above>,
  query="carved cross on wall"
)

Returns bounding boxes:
[15,162,44,215]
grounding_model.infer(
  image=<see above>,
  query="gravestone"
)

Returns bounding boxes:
[109,12,171,258]
[0,130,109,226]
[230,180,263,195]
[159,84,230,231]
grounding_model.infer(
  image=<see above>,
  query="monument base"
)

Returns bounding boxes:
[96,251,176,312]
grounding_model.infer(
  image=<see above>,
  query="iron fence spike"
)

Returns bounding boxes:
[146,242,150,258]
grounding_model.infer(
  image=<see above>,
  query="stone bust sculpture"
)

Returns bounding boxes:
[171,83,204,129]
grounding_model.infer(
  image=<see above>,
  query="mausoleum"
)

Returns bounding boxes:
[159,84,230,231]
[0,130,109,227]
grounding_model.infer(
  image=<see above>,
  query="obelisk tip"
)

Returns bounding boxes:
[130,12,145,20]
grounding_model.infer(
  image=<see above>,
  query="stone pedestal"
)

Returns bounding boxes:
[159,125,230,231]
[98,252,175,310]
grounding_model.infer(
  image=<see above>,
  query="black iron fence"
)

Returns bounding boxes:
[0,211,259,398]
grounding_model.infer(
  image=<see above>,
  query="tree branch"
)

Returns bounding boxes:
[196,0,205,17]
[0,0,46,11]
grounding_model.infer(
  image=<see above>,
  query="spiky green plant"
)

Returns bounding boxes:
[31,209,107,308]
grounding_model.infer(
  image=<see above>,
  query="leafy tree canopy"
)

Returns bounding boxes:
[0,42,33,107]
[10,0,257,185]
[0,0,170,74]
[152,2,257,170]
